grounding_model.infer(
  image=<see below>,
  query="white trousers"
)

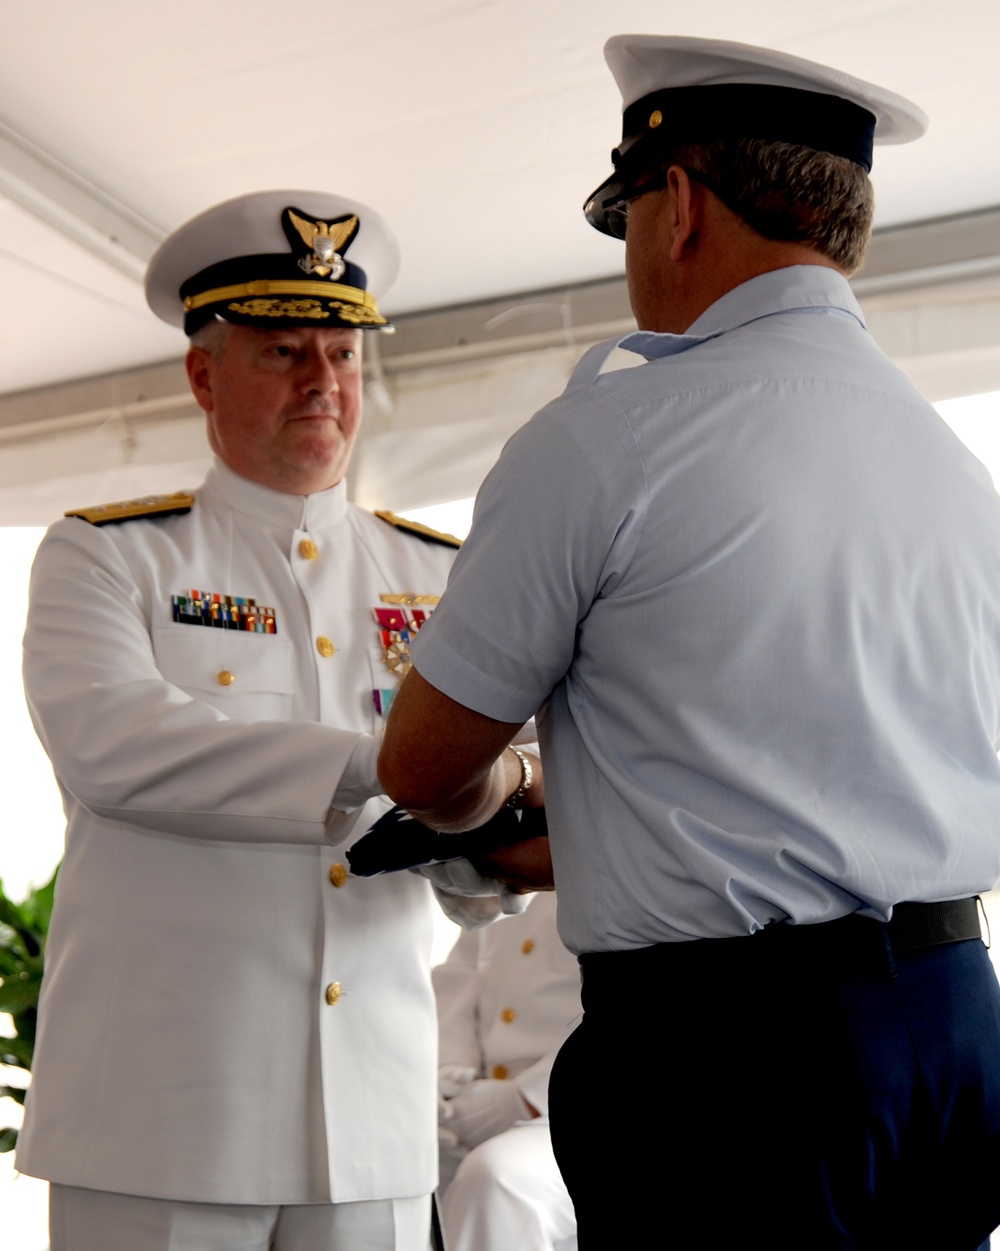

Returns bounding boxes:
[440,1120,576,1251]
[49,1184,431,1251]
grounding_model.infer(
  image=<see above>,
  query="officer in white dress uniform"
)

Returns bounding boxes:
[434,892,578,1251]
[380,38,1000,1250]
[17,190,509,1251]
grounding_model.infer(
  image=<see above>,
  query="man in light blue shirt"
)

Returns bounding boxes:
[380,35,1000,1248]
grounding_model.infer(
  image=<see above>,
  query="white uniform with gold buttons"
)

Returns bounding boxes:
[434,893,580,1251]
[17,457,455,1206]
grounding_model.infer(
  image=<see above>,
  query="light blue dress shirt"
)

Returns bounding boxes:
[413,266,1000,954]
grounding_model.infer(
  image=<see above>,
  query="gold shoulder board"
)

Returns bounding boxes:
[374,509,462,549]
[66,491,196,526]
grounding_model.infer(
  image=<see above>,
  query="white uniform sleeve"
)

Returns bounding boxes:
[23,519,371,847]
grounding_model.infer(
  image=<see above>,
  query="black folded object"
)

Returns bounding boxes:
[346,804,548,876]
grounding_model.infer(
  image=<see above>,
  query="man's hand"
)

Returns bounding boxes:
[472,834,554,893]
[440,1077,534,1150]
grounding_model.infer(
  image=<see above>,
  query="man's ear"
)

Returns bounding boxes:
[185,347,214,414]
[667,165,701,263]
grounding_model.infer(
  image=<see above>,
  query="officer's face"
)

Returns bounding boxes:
[186,324,364,495]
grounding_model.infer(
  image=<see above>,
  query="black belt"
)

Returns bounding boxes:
[747,896,984,972]
[579,898,983,995]
[876,897,982,953]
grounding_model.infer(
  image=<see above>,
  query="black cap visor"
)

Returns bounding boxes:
[584,83,876,239]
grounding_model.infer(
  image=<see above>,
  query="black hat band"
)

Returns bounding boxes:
[617,83,877,172]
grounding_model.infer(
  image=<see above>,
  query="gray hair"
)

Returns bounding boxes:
[646,137,875,275]
[188,317,232,359]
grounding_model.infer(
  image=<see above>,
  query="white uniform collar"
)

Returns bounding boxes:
[201,457,349,532]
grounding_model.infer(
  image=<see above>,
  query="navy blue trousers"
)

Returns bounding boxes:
[549,922,1000,1249]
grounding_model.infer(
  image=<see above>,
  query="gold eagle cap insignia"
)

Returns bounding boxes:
[284,208,359,280]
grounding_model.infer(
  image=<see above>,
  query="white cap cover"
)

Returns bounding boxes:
[584,35,927,236]
[146,189,400,333]
[605,35,927,147]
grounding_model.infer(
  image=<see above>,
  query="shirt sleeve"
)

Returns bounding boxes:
[411,388,646,721]
[23,519,370,847]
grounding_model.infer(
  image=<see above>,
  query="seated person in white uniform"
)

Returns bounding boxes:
[434,892,580,1251]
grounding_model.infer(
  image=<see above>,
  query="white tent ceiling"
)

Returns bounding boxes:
[2,0,1000,398]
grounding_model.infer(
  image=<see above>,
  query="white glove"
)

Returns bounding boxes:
[418,857,504,897]
[416,859,530,929]
[439,1064,479,1101]
[441,1077,531,1150]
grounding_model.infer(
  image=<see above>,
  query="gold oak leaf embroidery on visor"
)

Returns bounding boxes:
[226,298,329,320]
[327,299,382,326]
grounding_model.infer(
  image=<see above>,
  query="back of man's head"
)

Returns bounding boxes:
[645,136,874,274]
[584,36,927,276]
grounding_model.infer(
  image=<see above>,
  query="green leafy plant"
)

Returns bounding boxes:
[0,867,57,1152]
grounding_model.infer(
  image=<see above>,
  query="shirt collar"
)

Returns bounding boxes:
[201,457,349,532]
[620,265,866,361]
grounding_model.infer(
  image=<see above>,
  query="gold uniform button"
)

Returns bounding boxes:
[299,538,319,561]
[501,1007,516,1024]
[492,1065,509,1081]
[521,939,535,955]
[217,670,235,687]
[329,863,348,888]
[316,636,335,658]
[325,982,342,1006]
[649,108,663,128]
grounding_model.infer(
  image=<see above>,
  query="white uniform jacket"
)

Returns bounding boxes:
[434,894,581,1115]
[17,459,455,1205]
